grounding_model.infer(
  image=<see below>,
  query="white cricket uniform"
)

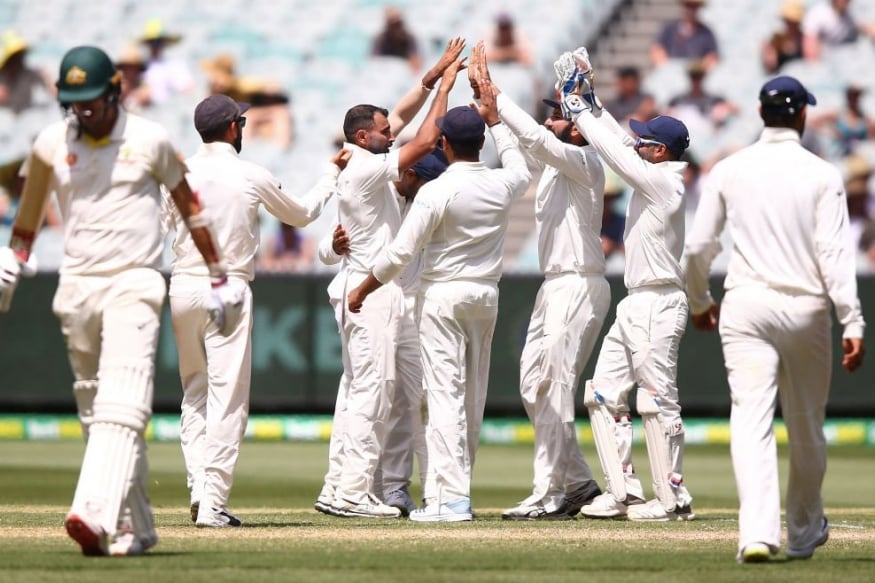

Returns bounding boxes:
[25,110,186,541]
[372,123,530,505]
[574,109,692,505]
[685,127,865,555]
[497,93,609,512]
[165,141,338,514]
[327,142,405,506]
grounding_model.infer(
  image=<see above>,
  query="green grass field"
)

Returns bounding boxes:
[1,440,873,582]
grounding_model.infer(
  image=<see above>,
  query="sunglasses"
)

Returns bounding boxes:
[236,116,247,128]
[635,137,664,150]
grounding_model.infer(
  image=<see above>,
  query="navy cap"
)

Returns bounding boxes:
[194,94,250,135]
[542,98,561,110]
[436,106,486,142]
[759,75,816,115]
[629,115,690,158]
[411,152,448,181]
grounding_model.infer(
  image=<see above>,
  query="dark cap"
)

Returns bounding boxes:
[194,94,250,136]
[542,98,561,110]
[411,152,448,181]
[436,106,486,142]
[759,75,816,116]
[629,115,690,158]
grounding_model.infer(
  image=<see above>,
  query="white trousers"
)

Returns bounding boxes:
[589,285,689,501]
[332,279,402,504]
[53,268,165,537]
[720,287,832,554]
[418,280,498,505]
[170,275,254,511]
[519,274,609,508]
[378,293,428,497]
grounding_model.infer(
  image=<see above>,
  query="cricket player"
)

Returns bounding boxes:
[0,46,241,556]
[558,48,695,521]
[685,75,865,563]
[467,43,606,520]
[319,152,448,515]
[164,94,350,527]
[347,94,532,522]
[316,39,466,518]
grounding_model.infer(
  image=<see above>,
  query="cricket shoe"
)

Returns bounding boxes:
[331,494,402,518]
[410,497,473,523]
[579,491,644,519]
[109,531,159,556]
[385,488,417,517]
[314,486,339,516]
[737,542,777,564]
[501,500,572,521]
[196,507,243,527]
[562,480,603,517]
[626,498,695,522]
[787,517,829,559]
[65,512,109,556]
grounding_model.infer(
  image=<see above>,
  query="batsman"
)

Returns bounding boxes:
[0,45,242,555]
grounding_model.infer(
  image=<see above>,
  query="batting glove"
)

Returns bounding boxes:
[206,277,245,336]
[0,246,37,312]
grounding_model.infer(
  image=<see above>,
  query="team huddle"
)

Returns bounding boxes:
[0,36,864,565]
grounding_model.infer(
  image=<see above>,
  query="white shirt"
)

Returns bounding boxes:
[497,93,605,275]
[166,141,338,280]
[144,56,194,104]
[575,110,687,290]
[25,109,186,277]
[686,127,865,338]
[803,2,858,44]
[372,124,530,284]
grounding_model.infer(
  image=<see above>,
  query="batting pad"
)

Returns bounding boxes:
[93,363,154,433]
[124,435,155,540]
[71,422,138,537]
[73,379,98,439]
[636,388,676,512]
[583,381,626,502]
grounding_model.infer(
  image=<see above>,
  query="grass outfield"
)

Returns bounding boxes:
[0,441,873,582]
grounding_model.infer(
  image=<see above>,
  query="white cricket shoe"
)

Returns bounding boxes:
[64,512,109,556]
[314,485,337,516]
[579,492,643,519]
[109,531,159,556]
[626,498,695,522]
[409,497,473,522]
[787,517,829,559]
[737,542,776,564]
[501,499,570,521]
[331,494,402,518]
[196,506,243,527]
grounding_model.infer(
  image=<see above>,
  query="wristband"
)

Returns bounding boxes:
[208,260,228,288]
[9,227,35,262]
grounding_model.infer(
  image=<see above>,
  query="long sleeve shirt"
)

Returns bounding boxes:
[497,93,606,275]
[574,109,687,290]
[167,141,337,280]
[372,124,531,284]
[686,127,865,338]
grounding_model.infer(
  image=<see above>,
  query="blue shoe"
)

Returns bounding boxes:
[409,497,472,522]
[787,517,829,559]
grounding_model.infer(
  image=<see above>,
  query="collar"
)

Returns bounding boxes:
[759,127,802,144]
[444,161,484,173]
[198,141,239,157]
[344,141,380,157]
[80,108,127,148]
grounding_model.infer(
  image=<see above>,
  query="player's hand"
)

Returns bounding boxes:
[842,337,864,372]
[332,224,350,256]
[691,303,719,332]
[438,55,467,94]
[206,278,245,336]
[347,285,366,313]
[331,148,352,170]
[468,41,492,99]
[0,246,37,312]
[423,37,466,90]
[553,51,580,96]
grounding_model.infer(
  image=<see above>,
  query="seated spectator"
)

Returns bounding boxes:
[668,60,738,128]
[115,44,151,112]
[139,18,195,104]
[234,76,293,150]
[0,30,53,114]
[257,222,314,272]
[651,0,719,71]
[201,53,243,100]
[484,13,533,66]
[810,84,875,157]
[844,154,873,249]
[602,66,657,127]
[371,6,421,72]
[802,0,875,61]
[762,0,805,73]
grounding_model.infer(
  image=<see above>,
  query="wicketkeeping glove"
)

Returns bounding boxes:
[206,277,245,336]
[553,51,583,97]
[0,246,37,312]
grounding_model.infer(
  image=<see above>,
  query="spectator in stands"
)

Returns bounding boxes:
[234,76,293,150]
[844,154,873,249]
[810,84,875,157]
[651,0,719,71]
[668,60,738,129]
[257,222,314,272]
[484,13,533,67]
[0,30,53,114]
[802,0,875,61]
[139,18,195,104]
[201,53,243,101]
[762,0,806,74]
[602,66,657,127]
[115,44,151,113]
[371,6,422,72]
